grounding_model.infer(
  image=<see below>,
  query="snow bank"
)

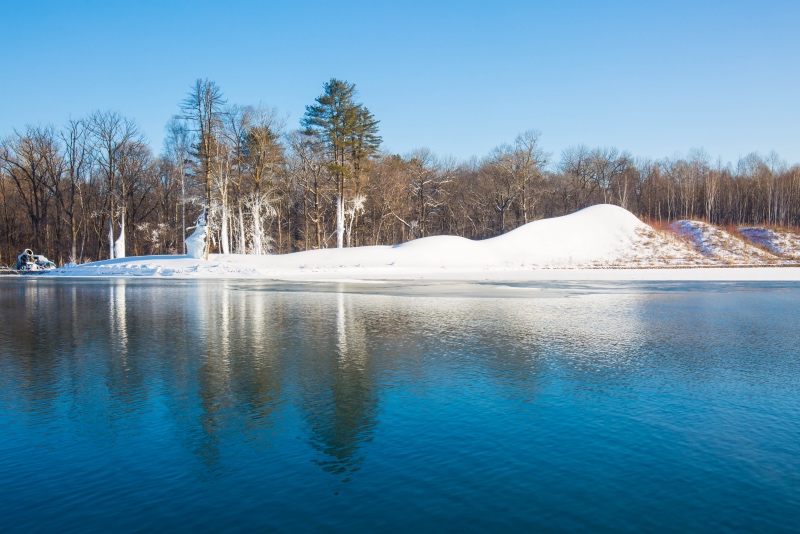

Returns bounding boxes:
[49,204,800,281]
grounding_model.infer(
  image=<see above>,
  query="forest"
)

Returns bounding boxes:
[2,78,799,266]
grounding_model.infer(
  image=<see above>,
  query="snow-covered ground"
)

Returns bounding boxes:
[668,220,785,265]
[738,227,800,260]
[49,205,800,281]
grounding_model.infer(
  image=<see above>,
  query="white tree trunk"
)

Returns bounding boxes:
[115,211,126,259]
[238,206,246,254]
[108,214,115,260]
[336,196,344,249]
[253,198,262,256]
[181,174,186,254]
[220,204,230,255]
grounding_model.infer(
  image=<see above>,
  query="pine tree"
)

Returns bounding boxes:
[301,79,381,248]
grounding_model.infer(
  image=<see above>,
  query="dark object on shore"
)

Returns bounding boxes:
[11,249,56,273]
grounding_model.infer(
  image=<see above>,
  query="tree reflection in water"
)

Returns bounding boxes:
[300,289,377,480]
[3,279,776,484]
[2,279,800,532]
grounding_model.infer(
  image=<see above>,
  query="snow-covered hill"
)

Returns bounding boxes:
[485,204,701,267]
[50,204,800,280]
[738,227,800,260]
[668,220,782,265]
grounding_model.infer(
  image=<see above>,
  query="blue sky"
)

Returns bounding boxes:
[2,0,798,165]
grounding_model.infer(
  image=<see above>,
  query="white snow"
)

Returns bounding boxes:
[185,219,208,259]
[487,205,705,268]
[114,234,126,259]
[49,204,800,281]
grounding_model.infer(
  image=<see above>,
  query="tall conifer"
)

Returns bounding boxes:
[302,78,381,248]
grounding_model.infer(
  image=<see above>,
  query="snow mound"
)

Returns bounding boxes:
[488,204,702,267]
[669,221,780,265]
[384,204,701,268]
[738,227,800,259]
[393,235,490,268]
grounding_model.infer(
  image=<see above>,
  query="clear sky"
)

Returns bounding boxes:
[2,0,798,166]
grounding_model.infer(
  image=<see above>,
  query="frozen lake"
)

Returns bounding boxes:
[1,278,799,532]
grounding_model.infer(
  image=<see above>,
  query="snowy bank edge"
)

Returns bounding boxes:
[46,262,800,282]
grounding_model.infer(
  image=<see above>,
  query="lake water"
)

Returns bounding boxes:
[1,278,799,532]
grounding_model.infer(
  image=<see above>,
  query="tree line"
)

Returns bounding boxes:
[2,77,799,266]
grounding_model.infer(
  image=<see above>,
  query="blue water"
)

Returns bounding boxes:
[1,278,799,532]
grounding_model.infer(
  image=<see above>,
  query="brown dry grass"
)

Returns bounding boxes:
[739,237,780,257]
[641,216,672,232]
[730,225,786,257]
[632,214,800,266]
[645,217,782,259]
[641,214,800,233]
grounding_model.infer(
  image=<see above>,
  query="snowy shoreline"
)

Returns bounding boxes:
[45,205,800,282]
[44,261,800,282]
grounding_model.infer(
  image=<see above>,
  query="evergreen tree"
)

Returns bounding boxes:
[301,78,381,248]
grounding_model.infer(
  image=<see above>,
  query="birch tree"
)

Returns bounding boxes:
[223,105,252,254]
[164,117,193,253]
[181,79,226,258]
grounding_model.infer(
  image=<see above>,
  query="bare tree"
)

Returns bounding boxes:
[0,126,62,253]
[244,106,285,255]
[89,111,144,258]
[181,79,226,258]
[164,117,193,253]
[223,105,252,254]
[287,130,329,249]
[53,118,91,263]
[405,148,450,238]
[560,145,597,210]
[490,130,548,224]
